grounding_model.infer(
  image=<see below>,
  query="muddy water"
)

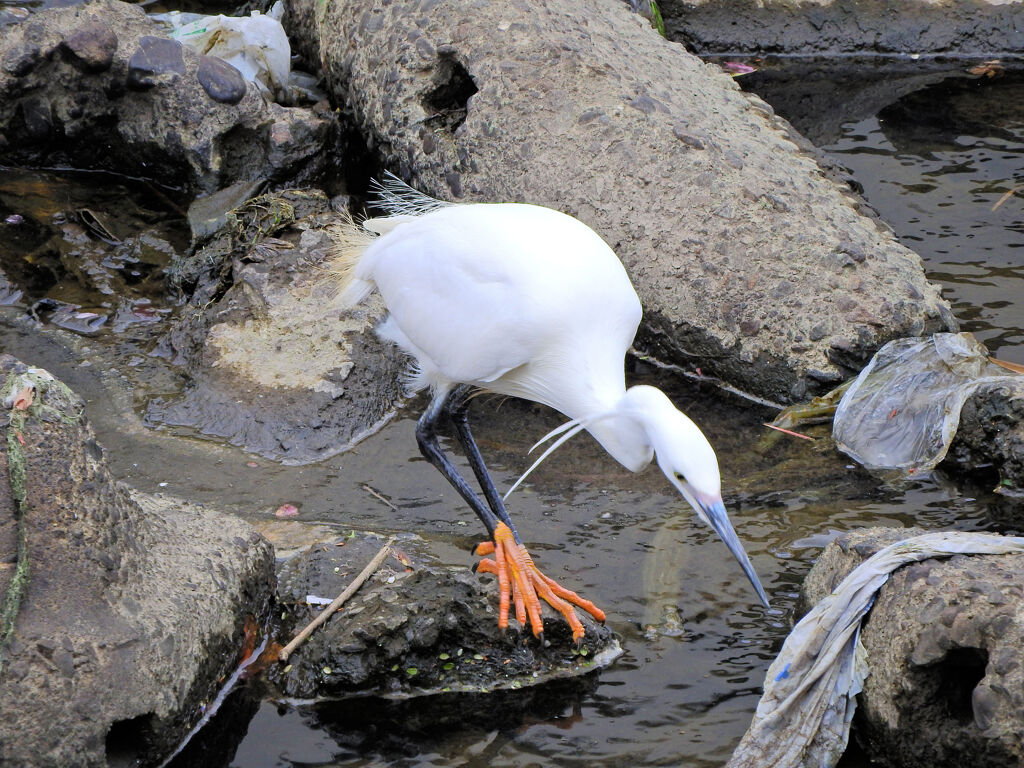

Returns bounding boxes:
[0,65,1022,768]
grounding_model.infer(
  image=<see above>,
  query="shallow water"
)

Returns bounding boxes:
[745,62,1024,363]
[1,62,1023,768]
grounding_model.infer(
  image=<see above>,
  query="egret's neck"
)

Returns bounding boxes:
[580,392,655,474]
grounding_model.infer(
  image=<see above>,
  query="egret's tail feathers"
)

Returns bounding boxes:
[325,210,377,309]
[325,174,450,309]
[503,411,616,501]
[370,172,452,218]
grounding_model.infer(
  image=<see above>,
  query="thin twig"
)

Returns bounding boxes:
[992,185,1024,212]
[763,423,815,441]
[361,483,398,511]
[278,536,395,663]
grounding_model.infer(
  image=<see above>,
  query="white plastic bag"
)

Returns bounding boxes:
[727,531,1024,768]
[153,2,291,98]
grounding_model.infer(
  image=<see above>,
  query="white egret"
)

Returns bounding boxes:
[330,176,768,641]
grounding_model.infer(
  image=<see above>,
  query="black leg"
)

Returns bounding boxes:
[446,385,522,544]
[416,389,500,538]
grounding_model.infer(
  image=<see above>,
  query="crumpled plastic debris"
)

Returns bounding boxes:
[832,332,1021,474]
[726,531,1024,768]
[151,2,291,98]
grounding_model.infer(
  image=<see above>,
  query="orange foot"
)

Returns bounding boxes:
[474,522,606,642]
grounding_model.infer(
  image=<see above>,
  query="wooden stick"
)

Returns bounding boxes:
[278,536,395,663]
[992,185,1024,212]
[361,483,398,511]
[989,356,1024,374]
[762,423,815,441]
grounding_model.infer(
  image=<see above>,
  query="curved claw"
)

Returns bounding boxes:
[473,522,604,642]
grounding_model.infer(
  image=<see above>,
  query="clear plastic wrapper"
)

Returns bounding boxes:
[832,332,1020,474]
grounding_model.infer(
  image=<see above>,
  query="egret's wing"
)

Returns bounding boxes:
[364,202,640,388]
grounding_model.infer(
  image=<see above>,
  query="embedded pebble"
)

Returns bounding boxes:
[61,21,117,73]
[196,55,247,105]
[127,35,185,89]
[3,43,41,77]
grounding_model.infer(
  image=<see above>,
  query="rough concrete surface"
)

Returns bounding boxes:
[803,527,1024,767]
[0,355,275,768]
[661,0,1024,55]
[285,0,954,404]
[0,0,332,194]
[952,377,1024,495]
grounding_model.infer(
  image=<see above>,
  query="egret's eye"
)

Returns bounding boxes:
[674,471,685,482]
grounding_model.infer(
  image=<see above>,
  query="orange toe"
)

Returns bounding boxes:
[474,541,496,557]
[473,522,605,642]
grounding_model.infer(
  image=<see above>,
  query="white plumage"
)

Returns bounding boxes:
[330,177,767,639]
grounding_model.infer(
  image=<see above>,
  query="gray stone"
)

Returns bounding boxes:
[283,0,953,404]
[60,20,118,73]
[197,54,247,105]
[949,378,1024,499]
[802,527,1024,767]
[126,35,185,89]
[18,95,52,139]
[0,1,333,194]
[2,44,41,77]
[0,356,275,768]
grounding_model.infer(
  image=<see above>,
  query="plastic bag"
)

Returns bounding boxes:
[152,2,290,98]
[832,332,1020,474]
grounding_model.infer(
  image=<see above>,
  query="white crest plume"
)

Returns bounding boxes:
[369,172,453,218]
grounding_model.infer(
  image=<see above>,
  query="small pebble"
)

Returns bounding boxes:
[197,55,247,105]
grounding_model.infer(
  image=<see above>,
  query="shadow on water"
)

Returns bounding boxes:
[1,60,1023,768]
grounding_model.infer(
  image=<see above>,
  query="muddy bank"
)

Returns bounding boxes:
[0,356,275,768]
[660,0,1024,56]
[285,0,953,404]
[737,59,971,148]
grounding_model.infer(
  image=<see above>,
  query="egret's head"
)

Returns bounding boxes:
[624,385,769,607]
